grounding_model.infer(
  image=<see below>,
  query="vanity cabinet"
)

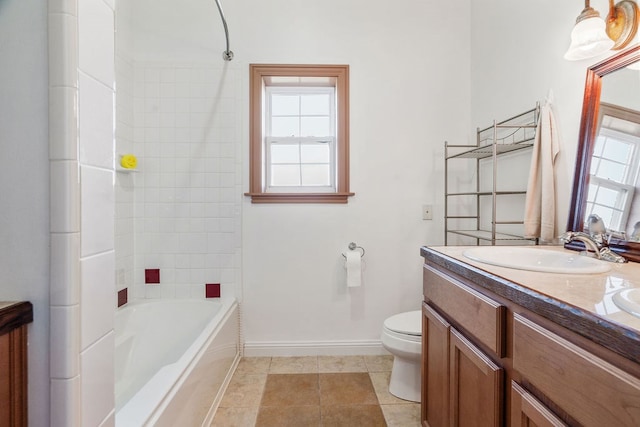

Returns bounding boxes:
[422,266,504,427]
[513,313,640,426]
[0,301,33,427]
[421,249,640,427]
[510,381,566,427]
[422,305,504,427]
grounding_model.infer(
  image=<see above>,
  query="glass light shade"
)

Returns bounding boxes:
[564,17,615,61]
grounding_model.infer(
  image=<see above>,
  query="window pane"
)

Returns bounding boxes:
[271,117,299,137]
[301,144,330,163]
[271,143,300,163]
[301,94,330,115]
[586,184,597,202]
[589,159,600,177]
[591,205,614,228]
[271,165,301,186]
[593,136,605,157]
[301,117,330,137]
[596,159,625,182]
[301,164,330,186]
[271,95,299,116]
[594,186,620,207]
[602,139,632,164]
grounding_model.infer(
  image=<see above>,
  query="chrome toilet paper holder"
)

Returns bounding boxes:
[342,242,365,259]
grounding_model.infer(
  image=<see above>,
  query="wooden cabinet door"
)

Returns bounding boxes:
[510,381,566,427]
[422,303,451,427]
[0,326,28,427]
[449,328,503,427]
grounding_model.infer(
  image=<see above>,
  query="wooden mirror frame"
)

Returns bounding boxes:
[566,44,640,262]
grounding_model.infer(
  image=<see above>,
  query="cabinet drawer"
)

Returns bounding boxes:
[423,265,506,357]
[513,313,640,427]
[511,381,566,427]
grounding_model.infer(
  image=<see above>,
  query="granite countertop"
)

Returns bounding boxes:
[421,245,640,363]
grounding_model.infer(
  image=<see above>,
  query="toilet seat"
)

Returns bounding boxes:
[383,310,421,336]
[382,327,421,343]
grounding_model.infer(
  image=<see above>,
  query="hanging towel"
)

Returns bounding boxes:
[524,91,561,242]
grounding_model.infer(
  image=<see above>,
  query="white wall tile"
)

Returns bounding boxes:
[80,251,115,349]
[49,0,78,15]
[50,305,80,378]
[78,0,114,87]
[48,12,78,88]
[49,86,78,160]
[80,166,115,256]
[50,160,80,233]
[50,376,81,427]
[124,63,240,293]
[50,232,81,306]
[79,72,115,168]
[81,332,115,427]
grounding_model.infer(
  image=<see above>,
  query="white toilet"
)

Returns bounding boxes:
[381,310,422,402]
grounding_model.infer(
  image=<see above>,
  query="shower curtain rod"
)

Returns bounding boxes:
[214,0,234,61]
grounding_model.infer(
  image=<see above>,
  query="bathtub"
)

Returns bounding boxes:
[115,298,240,427]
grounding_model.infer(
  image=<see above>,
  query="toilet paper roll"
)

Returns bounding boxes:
[345,250,362,288]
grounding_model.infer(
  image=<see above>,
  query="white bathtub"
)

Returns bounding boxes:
[115,298,239,427]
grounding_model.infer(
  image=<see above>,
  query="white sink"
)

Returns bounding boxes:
[612,289,640,318]
[462,247,611,274]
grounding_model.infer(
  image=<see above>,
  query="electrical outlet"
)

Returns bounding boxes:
[422,204,433,220]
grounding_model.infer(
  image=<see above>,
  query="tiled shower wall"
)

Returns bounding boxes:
[126,62,241,300]
[115,53,135,300]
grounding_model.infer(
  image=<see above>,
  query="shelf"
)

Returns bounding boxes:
[447,190,527,197]
[116,167,139,173]
[444,103,540,247]
[446,139,534,160]
[446,229,537,242]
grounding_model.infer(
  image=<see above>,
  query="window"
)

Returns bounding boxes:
[247,64,353,203]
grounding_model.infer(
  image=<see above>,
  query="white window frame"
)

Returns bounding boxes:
[586,127,640,232]
[264,86,336,193]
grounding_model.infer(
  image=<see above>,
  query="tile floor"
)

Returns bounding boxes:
[211,355,421,426]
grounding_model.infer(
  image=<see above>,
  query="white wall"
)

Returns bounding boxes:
[0,0,50,424]
[470,0,621,239]
[234,0,472,352]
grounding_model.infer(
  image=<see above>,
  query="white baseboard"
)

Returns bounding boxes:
[243,340,389,357]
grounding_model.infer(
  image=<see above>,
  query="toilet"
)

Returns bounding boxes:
[381,310,422,402]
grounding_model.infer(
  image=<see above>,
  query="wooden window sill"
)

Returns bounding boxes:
[245,192,355,204]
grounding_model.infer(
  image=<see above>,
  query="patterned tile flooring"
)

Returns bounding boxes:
[210,355,421,426]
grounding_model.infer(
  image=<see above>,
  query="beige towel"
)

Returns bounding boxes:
[524,94,561,242]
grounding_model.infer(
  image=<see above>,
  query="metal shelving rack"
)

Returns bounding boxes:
[444,104,540,246]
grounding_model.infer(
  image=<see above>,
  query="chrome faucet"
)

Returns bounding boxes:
[559,214,627,263]
[559,231,602,257]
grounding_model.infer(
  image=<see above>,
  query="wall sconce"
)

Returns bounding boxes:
[565,0,639,61]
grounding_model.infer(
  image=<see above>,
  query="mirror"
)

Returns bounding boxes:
[567,44,640,262]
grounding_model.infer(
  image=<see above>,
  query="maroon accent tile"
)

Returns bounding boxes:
[206,283,221,298]
[145,268,160,284]
[117,288,128,307]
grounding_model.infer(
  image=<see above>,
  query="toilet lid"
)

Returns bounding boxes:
[384,310,422,336]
